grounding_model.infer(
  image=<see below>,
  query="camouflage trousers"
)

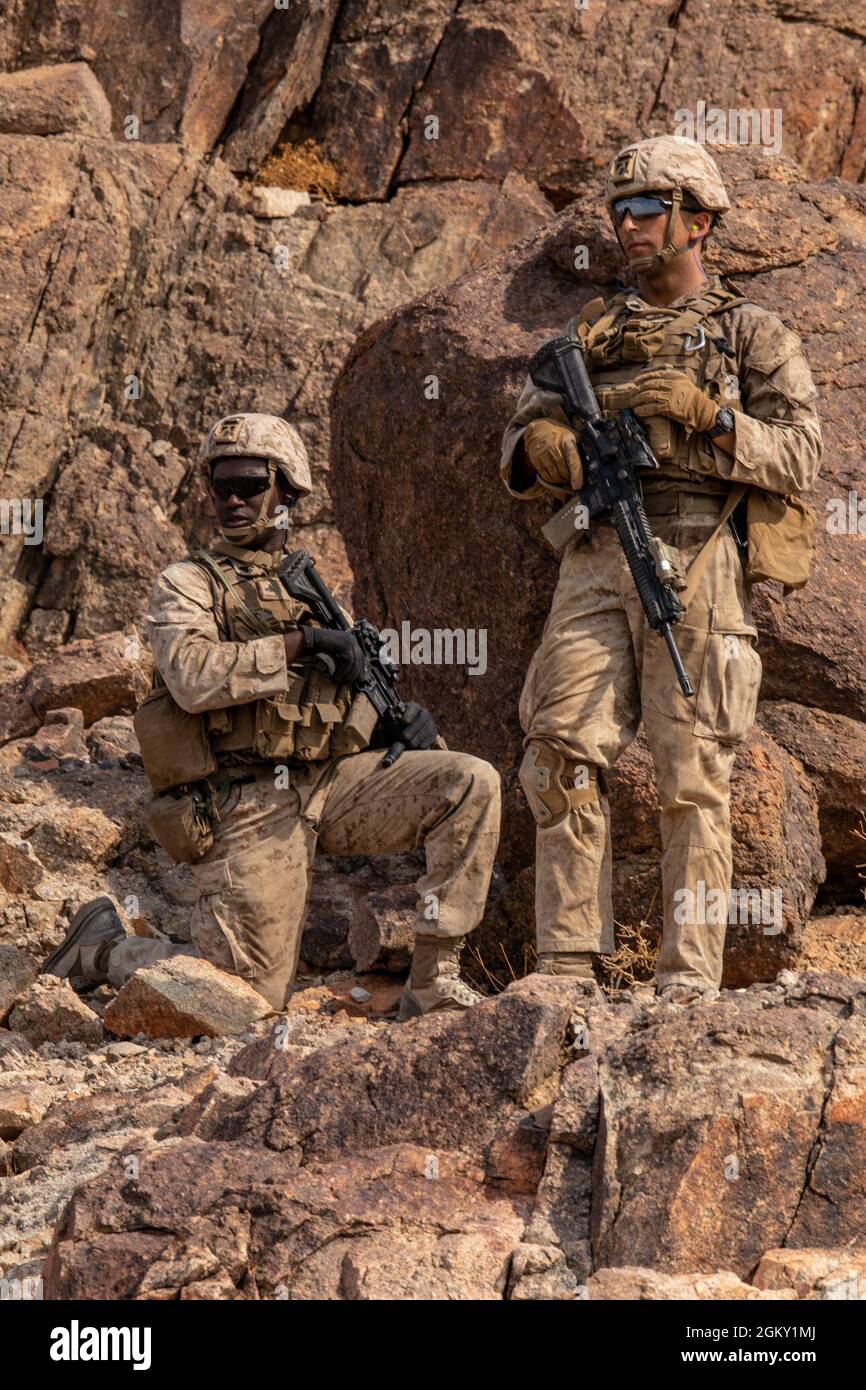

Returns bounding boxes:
[519,503,762,991]
[111,748,501,1010]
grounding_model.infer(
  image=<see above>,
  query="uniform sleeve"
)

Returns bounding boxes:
[501,313,594,502]
[702,315,822,496]
[500,378,577,502]
[146,563,289,715]
[500,375,557,499]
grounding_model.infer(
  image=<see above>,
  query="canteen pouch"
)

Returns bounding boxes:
[745,491,816,590]
[146,789,215,865]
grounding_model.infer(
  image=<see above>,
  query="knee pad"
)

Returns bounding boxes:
[519,742,602,828]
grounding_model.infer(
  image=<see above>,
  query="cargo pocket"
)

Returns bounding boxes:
[190,857,255,979]
[694,610,762,744]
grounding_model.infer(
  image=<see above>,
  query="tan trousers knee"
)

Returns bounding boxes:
[188,748,501,1010]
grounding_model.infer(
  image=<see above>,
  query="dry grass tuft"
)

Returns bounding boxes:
[599,919,659,989]
[256,139,340,200]
[464,939,536,995]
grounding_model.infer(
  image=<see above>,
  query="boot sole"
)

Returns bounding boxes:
[40,896,120,977]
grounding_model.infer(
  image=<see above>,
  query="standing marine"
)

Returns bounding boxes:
[43,413,501,1020]
[501,135,822,1002]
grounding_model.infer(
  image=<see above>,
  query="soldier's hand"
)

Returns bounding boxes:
[523,419,584,490]
[387,702,438,752]
[626,368,718,434]
[301,626,365,684]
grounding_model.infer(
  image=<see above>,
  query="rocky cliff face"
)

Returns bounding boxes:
[1,0,865,1300]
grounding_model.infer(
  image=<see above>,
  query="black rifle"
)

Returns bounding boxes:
[529,336,694,697]
[277,549,409,767]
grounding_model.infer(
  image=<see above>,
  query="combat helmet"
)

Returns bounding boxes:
[199,412,312,543]
[604,135,730,272]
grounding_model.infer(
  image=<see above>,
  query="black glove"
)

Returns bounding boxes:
[386,701,438,752]
[300,626,365,684]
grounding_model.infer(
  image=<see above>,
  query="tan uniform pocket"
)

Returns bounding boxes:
[643,608,761,745]
[191,831,296,983]
[518,644,543,735]
[190,857,252,977]
[693,611,762,744]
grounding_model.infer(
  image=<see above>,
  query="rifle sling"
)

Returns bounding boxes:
[680,485,748,610]
[193,551,274,638]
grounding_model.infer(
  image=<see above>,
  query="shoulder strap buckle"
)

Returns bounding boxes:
[683,324,706,352]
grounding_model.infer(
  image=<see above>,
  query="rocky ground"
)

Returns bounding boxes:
[1,1,865,1300]
[4,962,866,1300]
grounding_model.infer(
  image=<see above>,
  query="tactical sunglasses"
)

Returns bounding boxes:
[209,475,272,500]
[611,194,701,226]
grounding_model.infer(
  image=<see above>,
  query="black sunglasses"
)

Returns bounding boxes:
[210,475,272,501]
[612,194,701,226]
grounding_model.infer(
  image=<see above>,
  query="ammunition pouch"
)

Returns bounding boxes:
[519,743,602,828]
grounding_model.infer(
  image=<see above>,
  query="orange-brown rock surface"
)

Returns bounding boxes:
[1,0,866,1303]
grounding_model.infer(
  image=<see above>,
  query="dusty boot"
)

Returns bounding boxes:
[397,937,482,1021]
[40,897,125,992]
[536,951,595,980]
[657,982,720,1005]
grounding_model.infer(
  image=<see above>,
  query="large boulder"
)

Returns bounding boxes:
[331,145,866,974]
[0,62,111,137]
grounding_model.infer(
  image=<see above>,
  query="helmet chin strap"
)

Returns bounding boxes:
[217,460,281,545]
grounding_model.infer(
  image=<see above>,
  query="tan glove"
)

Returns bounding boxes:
[626,368,718,435]
[523,419,584,490]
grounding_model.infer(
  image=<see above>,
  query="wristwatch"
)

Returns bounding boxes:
[705,405,735,440]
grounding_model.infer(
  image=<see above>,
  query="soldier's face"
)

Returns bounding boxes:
[209,456,299,540]
[209,456,274,532]
[615,192,711,263]
[617,203,668,261]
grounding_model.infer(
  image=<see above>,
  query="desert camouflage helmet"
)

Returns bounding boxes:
[605,135,730,271]
[199,412,312,495]
[605,135,730,212]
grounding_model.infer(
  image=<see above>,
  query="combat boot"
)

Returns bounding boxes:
[41,897,125,992]
[536,951,595,980]
[397,937,482,1021]
[657,982,720,1005]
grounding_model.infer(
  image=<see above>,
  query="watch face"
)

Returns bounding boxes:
[710,407,734,436]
